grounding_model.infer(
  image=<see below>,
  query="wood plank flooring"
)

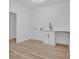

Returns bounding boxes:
[9,39,69,59]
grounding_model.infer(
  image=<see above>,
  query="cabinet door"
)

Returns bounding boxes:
[48,32,56,46]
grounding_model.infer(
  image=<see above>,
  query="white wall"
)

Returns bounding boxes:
[9,0,31,43]
[30,1,70,32]
[9,12,16,39]
[29,1,70,44]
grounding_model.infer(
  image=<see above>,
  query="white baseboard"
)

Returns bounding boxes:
[56,42,69,46]
[27,36,44,42]
[9,36,16,40]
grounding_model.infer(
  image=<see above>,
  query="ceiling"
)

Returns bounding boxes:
[13,0,69,9]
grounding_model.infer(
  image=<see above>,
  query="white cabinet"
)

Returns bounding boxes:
[55,31,70,45]
[43,30,56,46]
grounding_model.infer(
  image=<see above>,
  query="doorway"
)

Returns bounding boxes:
[9,12,17,43]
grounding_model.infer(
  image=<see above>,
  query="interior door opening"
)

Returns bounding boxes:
[9,12,17,43]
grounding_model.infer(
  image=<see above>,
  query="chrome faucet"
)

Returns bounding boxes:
[49,22,53,31]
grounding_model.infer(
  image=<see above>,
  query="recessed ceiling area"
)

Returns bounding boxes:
[32,0,45,3]
[12,0,69,9]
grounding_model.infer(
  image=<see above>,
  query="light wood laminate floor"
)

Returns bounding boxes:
[9,39,69,59]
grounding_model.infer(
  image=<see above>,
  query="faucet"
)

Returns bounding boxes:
[49,22,53,31]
